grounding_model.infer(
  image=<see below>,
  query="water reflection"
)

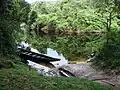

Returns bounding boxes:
[46,48,68,67]
[31,48,40,54]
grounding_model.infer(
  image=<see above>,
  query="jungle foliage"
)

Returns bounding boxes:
[0,1,119,89]
[0,0,30,55]
[31,0,120,31]
[1,0,120,69]
[28,0,120,69]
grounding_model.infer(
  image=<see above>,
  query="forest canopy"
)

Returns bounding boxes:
[31,0,120,31]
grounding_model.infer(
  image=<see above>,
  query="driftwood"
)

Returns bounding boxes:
[59,71,70,77]
[91,77,111,81]
[101,80,115,86]
[58,68,76,77]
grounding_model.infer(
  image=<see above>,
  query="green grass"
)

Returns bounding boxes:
[0,64,113,90]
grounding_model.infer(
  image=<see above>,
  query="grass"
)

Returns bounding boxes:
[0,55,113,90]
[0,64,113,90]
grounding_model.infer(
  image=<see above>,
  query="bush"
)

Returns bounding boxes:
[0,15,20,55]
[92,31,120,70]
[0,55,21,69]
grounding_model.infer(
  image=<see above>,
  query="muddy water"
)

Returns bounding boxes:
[69,56,87,63]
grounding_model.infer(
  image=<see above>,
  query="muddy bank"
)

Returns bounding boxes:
[54,62,120,90]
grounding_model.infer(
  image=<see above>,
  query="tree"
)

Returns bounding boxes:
[92,0,120,69]
[0,0,30,54]
[10,0,30,22]
[27,10,37,35]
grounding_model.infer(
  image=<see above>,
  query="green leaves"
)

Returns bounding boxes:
[10,0,30,22]
[28,11,37,25]
[0,0,30,55]
[31,0,117,31]
[0,16,20,54]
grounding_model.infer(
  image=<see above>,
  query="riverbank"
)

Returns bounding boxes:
[58,62,120,90]
[0,65,112,90]
[0,55,113,90]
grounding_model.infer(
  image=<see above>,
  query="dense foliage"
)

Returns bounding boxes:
[1,0,120,70]
[27,0,120,69]
[0,0,30,55]
[28,35,104,60]
[31,0,120,31]
[91,0,120,69]
[0,0,120,90]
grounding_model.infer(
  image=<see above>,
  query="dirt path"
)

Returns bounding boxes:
[59,62,120,90]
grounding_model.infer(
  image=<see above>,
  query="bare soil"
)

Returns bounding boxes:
[59,62,120,90]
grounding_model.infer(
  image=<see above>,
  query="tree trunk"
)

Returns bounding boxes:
[106,12,112,45]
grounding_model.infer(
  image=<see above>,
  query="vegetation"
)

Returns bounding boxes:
[29,0,120,69]
[0,0,120,89]
[91,0,120,69]
[0,0,30,55]
[28,35,104,60]
[0,67,112,90]
[0,55,112,90]
[1,0,120,69]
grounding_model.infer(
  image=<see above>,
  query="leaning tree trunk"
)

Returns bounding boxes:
[106,12,112,45]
